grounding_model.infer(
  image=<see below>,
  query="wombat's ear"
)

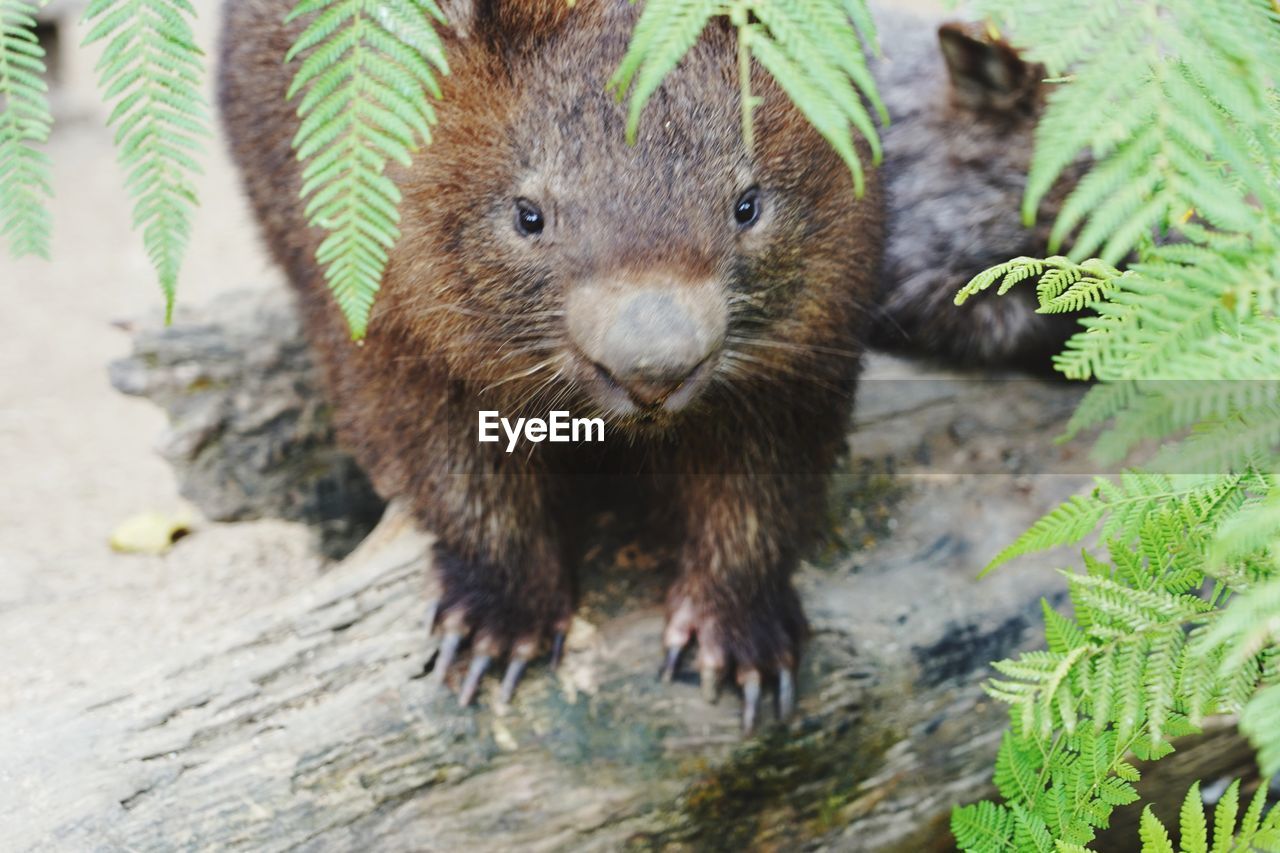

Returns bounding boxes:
[938,22,1044,115]
[439,0,573,44]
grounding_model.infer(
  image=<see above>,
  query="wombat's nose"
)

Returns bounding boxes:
[597,292,711,407]
[568,280,727,411]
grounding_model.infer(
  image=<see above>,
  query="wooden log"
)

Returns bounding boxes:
[109,288,385,559]
[10,299,1113,849]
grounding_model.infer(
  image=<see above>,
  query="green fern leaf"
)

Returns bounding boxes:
[1126,779,1280,853]
[1241,684,1280,776]
[1012,803,1056,853]
[609,0,883,196]
[952,799,1017,852]
[1237,775,1280,849]
[977,0,1280,263]
[285,0,447,338]
[1043,600,1087,655]
[0,0,53,259]
[1210,780,1239,853]
[1179,782,1209,853]
[83,0,210,321]
[1138,805,1175,853]
[609,0,717,141]
[980,487,1107,575]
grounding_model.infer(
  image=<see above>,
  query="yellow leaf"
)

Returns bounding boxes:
[109,509,194,555]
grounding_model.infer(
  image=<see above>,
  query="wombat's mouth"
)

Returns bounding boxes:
[580,351,718,419]
[564,277,728,420]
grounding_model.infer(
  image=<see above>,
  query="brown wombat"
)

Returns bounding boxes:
[218,0,1061,730]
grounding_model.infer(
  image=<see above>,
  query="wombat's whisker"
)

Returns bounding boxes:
[404,297,566,322]
[720,350,843,395]
[480,357,561,394]
[391,339,559,365]
[727,335,865,361]
[507,366,571,414]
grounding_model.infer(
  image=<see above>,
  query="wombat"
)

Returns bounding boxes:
[219,0,1063,730]
[871,9,1078,366]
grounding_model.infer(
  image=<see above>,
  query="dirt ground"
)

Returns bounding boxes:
[0,4,321,715]
[0,0,946,716]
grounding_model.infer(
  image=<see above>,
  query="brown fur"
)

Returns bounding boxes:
[219,0,881,687]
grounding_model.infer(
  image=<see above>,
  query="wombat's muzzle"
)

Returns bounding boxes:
[567,279,727,411]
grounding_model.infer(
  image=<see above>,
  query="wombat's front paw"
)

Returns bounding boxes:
[660,578,808,734]
[427,545,573,707]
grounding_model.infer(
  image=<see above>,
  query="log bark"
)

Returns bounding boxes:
[7,291,1260,852]
[109,289,384,558]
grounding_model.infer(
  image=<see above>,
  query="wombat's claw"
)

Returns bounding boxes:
[499,658,528,703]
[662,586,805,733]
[740,671,762,734]
[549,631,566,670]
[432,632,464,685]
[428,599,554,706]
[659,646,682,683]
[458,655,492,706]
[426,557,573,706]
[778,669,797,720]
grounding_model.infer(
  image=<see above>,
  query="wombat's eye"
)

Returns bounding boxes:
[515,198,545,237]
[733,188,761,228]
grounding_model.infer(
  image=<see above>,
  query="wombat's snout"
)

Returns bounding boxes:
[568,279,727,412]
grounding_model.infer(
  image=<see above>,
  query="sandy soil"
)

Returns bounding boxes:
[0,4,321,714]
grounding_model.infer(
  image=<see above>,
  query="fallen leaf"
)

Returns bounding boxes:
[109,509,194,555]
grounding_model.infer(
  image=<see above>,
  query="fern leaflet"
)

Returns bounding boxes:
[970,0,1280,264]
[0,0,52,258]
[285,0,448,338]
[1136,781,1280,852]
[609,0,885,196]
[83,0,210,321]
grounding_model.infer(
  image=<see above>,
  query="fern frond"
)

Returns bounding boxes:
[980,487,1106,575]
[0,0,53,258]
[1042,599,1086,655]
[982,473,1240,575]
[1242,684,1280,777]
[1139,805,1175,853]
[746,0,884,193]
[1035,260,1121,315]
[973,0,1280,263]
[609,0,884,196]
[954,3,1280,847]
[1210,489,1280,567]
[1139,778,1280,853]
[951,799,1018,853]
[955,256,1123,313]
[285,0,447,338]
[609,0,717,142]
[1192,574,1280,771]
[1180,782,1209,853]
[1054,253,1236,384]
[83,0,210,321]
[1201,575,1280,674]
[1128,782,1280,853]
[1153,403,1280,480]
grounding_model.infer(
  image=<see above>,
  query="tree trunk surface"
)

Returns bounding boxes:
[5,289,1258,852]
